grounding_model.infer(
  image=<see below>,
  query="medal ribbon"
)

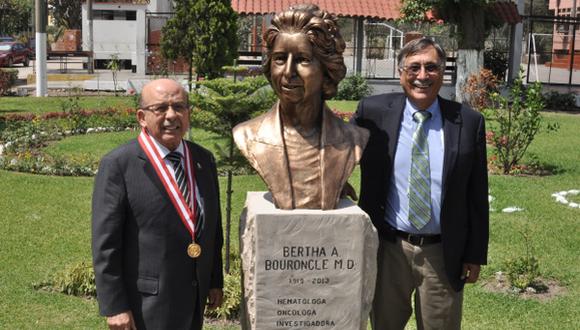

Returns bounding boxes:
[138,129,197,239]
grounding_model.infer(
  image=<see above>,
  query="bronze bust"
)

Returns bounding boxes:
[233,4,369,210]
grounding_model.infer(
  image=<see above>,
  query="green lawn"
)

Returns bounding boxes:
[1,101,579,329]
[0,96,352,116]
[43,128,225,162]
[0,95,134,115]
[327,100,358,113]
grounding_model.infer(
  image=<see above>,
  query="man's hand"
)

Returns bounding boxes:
[107,311,136,330]
[461,263,481,283]
[341,182,358,201]
[207,288,224,310]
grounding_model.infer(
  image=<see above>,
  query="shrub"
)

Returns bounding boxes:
[483,72,557,174]
[505,256,541,291]
[484,49,508,81]
[222,65,264,78]
[543,91,577,111]
[503,227,546,293]
[335,74,372,100]
[0,69,18,95]
[205,252,241,320]
[462,68,500,112]
[34,261,96,298]
[60,90,89,133]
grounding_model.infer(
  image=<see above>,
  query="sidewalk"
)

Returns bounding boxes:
[14,57,579,100]
[16,58,189,95]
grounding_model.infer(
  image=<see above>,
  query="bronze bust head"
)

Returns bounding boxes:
[233,4,369,210]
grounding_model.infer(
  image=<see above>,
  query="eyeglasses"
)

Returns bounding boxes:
[142,103,191,114]
[400,63,442,76]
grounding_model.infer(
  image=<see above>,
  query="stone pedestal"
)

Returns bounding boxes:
[240,192,378,330]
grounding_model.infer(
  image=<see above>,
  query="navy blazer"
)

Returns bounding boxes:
[351,93,489,291]
[92,139,223,329]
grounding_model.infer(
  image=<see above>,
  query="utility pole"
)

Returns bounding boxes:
[508,0,525,82]
[568,0,577,86]
[87,0,94,74]
[35,0,47,97]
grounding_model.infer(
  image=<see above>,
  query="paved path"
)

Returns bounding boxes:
[8,56,579,99]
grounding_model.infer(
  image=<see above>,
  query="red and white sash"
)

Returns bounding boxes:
[137,129,198,239]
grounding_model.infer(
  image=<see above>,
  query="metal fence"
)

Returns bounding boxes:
[523,13,580,87]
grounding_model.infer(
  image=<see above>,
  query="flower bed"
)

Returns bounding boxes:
[0,108,139,176]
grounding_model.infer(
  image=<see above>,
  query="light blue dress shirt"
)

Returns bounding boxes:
[384,98,444,234]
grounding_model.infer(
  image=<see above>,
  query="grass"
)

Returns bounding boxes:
[43,128,223,160]
[0,96,350,117]
[1,101,580,329]
[27,74,96,84]
[0,95,134,115]
[327,99,358,113]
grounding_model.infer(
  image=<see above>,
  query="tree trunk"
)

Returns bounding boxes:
[454,3,486,103]
[188,55,193,92]
[455,49,484,103]
[225,134,234,274]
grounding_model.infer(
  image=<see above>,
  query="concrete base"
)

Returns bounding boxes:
[240,192,378,330]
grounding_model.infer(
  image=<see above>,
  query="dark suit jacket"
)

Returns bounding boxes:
[92,139,223,329]
[351,93,489,292]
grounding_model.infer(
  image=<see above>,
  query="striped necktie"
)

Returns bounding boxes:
[166,151,190,206]
[166,151,203,238]
[408,111,432,230]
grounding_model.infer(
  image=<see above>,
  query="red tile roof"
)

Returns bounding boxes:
[491,1,522,25]
[232,0,402,20]
[92,1,149,4]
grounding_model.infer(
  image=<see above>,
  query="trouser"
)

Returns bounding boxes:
[371,237,463,330]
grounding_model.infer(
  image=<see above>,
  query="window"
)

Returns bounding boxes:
[125,11,136,21]
[93,10,114,20]
[93,10,136,21]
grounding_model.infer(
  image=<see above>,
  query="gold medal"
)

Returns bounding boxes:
[187,242,202,258]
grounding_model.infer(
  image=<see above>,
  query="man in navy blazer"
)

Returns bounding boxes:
[92,79,223,329]
[352,38,489,329]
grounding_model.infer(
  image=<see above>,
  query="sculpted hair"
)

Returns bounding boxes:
[262,4,346,100]
[397,37,447,69]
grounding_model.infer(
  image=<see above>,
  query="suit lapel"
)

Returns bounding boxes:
[186,142,210,216]
[440,97,462,197]
[137,139,209,219]
[383,94,406,168]
[136,141,171,203]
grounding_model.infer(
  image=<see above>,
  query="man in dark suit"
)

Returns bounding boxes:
[92,79,223,329]
[352,38,489,329]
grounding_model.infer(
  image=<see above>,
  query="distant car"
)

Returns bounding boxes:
[0,42,31,67]
[0,36,14,43]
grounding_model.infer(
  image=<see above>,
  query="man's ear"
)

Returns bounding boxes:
[136,109,147,129]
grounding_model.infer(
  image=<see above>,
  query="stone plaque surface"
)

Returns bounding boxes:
[240,192,378,330]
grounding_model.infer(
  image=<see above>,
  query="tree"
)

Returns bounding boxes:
[482,72,556,174]
[190,76,276,272]
[161,0,238,91]
[49,0,82,29]
[0,0,31,36]
[400,0,503,102]
[106,54,121,96]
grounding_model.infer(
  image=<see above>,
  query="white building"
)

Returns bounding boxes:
[81,0,173,75]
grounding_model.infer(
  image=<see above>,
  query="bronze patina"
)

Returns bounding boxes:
[233,4,369,210]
